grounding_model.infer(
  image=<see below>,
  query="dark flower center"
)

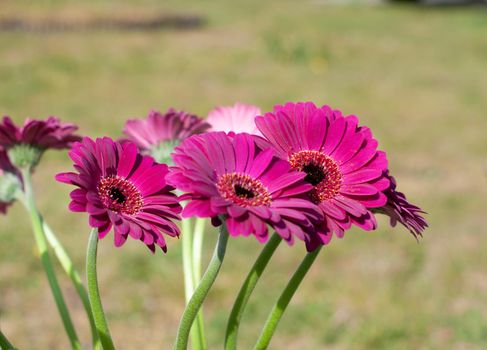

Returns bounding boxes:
[234,184,255,199]
[109,187,126,204]
[217,173,271,207]
[289,150,342,203]
[97,176,143,215]
[302,163,326,186]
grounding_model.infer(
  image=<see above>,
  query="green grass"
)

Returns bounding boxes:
[1,1,486,349]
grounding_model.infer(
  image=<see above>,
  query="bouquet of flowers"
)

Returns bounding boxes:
[0,102,426,350]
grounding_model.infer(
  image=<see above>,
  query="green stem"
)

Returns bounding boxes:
[182,219,195,304]
[20,169,81,350]
[181,218,204,349]
[43,222,102,350]
[192,218,207,350]
[174,223,230,350]
[192,218,206,284]
[253,246,322,350]
[86,228,115,350]
[0,330,15,350]
[225,234,282,350]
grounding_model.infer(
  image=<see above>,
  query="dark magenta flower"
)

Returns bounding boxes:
[123,109,210,164]
[0,116,80,150]
[56,137,182,252]
[0,149,21,214]
[167,131,323,246]
[374,173,427,238]
[0,116,81,169]
[207,102,262,135]
[256,102,391,250]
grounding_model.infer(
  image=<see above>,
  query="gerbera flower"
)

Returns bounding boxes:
[374,173,427,238]
[167,131,323,246]
[256,102,391,250]
[56,137,182,252]
[0,116,81,169]
[123,108,210,164]
[0,149,21,214]
[207,102,262,135]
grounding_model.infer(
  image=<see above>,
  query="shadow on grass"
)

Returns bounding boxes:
[0,13,205,33]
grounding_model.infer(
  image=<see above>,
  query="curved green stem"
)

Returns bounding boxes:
[225,234,282,350]
[0,330,15,350]
[20,169,81,350]
[253,246,322,350]
[174,223,230,350]
[86,228,115,350]
[43,222,101,350]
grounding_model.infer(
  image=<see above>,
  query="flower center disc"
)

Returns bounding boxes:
[289,150,342,203]
[97,176,143,215]
[217,173,271,207]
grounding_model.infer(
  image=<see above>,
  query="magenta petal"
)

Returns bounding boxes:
[128,222,143,239]
[227,205,247,218]
[114,231,128,247]
[55,172,80,185]
[333,195,368,217]
[322,117,346,154]
[249,148,274,179]
[117,142,138,178]
[319,201,346,220]
[69,201,86,212]
[97,221,112,239]
[341,184,378,196]
[89,214,109,228]
[182,200,215,218]
[343,168,382,184]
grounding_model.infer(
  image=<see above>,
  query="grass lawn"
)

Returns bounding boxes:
[1,1,486,349]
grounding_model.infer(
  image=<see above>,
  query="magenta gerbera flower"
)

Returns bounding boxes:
[0,116,81,169]
[123,109,210,163]
[256,102,391,250]
[167,131,323,246]
[207,102,262,135]
[56,137,182,252]
[0,149,21,214]
[374,173,427,238]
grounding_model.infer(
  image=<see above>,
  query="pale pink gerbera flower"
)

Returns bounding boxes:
[207,102,262,135]
[123,109,210,164]
[256,102,391,251]
[167,132,323,247]
[56,137,182,252]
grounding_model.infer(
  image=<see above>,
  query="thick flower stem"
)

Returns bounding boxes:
[0,330,15,350]
[192,218,206,284]
[174,223,230,350]
[86,228,115,350]
[253,246,322,350]
[20,169,81,350]
[181,218,205,349]
[192,218,207,349]
[182,218,195,303]
[224,233,282,350]
[43,222,101,350]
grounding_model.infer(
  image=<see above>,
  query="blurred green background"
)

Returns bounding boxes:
[1,1,486,349]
